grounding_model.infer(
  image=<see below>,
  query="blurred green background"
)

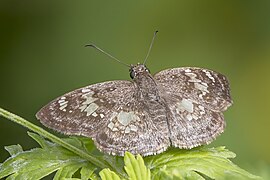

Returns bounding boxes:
[1,0,269,178]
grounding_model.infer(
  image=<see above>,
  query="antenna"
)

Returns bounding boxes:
[143,30,158,65]
[85,44,130,67]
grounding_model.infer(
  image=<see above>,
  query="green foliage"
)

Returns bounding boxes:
[99,169,121,180]
[124,152,151,180]
[0,133,97,180]
[144,146,260,180]
[0,107,262,180]
[0,133,260,180]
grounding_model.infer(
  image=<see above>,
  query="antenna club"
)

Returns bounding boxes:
[85,44,95,48]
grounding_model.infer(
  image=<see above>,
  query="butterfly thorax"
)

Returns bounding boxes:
[130,64,160,101]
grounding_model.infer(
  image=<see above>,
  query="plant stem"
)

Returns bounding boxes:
[0,107,125,178]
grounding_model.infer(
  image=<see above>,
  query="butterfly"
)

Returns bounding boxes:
[36,32,232,156]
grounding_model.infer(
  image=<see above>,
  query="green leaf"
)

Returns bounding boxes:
[4,144,23,156]
[124,152,151,180]
[53,162,83,179]
[80,165,97,180]
[99,168,121,180]
[144,146,261,180]
[0,132,98,180]
[28,131,55,148]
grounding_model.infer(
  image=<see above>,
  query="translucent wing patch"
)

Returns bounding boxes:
[154,67,232,112]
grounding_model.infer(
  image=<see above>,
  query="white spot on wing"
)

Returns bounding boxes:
[58,98,68,111]
[79,105,87,112]
[205,71,215,82]
[186,114,193,121]
[117,111,139,126]
[125,127,131,133]
[58,99,65,103]
[82,96,98,105]
[201,82,208,87]
[82,89,91,93]
[130,124,138,132]
[194,82,209,93]
[177,99,194,113]
[185,72,197,78]
[92,112,98,117]
[186,72,202,83]
[85,103,98,116]
[198,105,204,110]
[185,69,191,73]
[78,91,99,115]
[59,101,68,106]
[199,105,206,115]
[59,104,67,111]
[108,122,114,130]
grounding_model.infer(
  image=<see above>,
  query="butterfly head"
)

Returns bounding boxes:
[129,64,150,79]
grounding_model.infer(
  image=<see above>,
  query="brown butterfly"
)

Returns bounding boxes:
[36,31,232,156]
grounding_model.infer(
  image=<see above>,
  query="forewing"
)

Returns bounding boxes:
[154,67,232,111]
[36,80,134,137]
[36,80,170,156]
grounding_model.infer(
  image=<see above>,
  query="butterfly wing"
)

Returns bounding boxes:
[154,67,232,148]
[154,67,232,111]
[36,80,170,156]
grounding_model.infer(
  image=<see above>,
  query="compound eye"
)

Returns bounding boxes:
[130,70,135,79]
